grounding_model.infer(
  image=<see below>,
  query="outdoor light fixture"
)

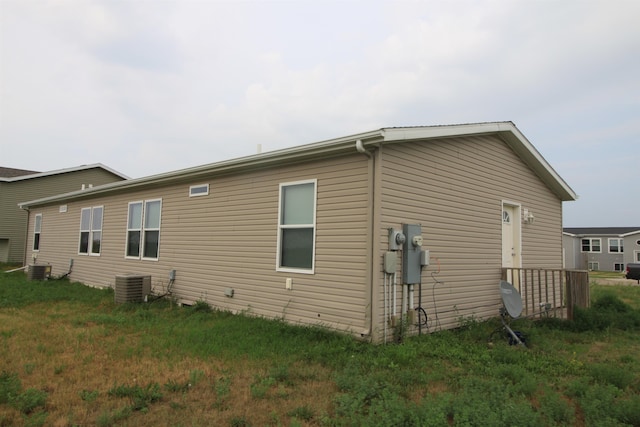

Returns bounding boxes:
[523,209,535,224]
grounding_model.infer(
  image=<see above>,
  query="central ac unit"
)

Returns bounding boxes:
[114,274,151,303]
[27,264,51,281]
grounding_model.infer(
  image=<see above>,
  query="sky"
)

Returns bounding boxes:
[1,0,638,227]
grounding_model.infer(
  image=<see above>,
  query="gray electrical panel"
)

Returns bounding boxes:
[384,252,397,274]
[402,224,423,284]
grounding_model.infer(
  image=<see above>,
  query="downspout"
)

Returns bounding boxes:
[355,139,372,158]
[21,206,30,267]
[356,139,375,339]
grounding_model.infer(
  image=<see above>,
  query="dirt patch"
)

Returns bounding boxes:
[592,278,640,286]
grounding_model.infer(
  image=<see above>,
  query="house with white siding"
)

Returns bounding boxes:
[18,122,576,343]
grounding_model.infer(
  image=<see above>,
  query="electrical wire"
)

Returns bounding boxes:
[149,278,175,303]
[51,262,73,281]
[414,306,428,328]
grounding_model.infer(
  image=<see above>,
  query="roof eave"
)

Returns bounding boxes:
[379,122,577,202]
[19,122,577,208]
[3,163,129,182]
[19,130,385,209]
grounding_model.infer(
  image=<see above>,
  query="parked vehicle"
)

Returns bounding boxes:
[625,263,640,283]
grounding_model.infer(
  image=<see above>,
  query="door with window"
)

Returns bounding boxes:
[502,205,522,286]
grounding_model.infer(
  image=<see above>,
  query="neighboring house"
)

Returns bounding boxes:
[18,122,576,342]
[0,165,128,264]
[563,227,640,272]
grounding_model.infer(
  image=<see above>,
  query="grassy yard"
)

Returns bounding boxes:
[1,268,640,426]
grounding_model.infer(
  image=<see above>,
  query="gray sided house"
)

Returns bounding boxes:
[563,227,640,272]
[0,164,128,264]
[19,122,576,343]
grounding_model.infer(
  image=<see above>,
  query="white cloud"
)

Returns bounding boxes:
[1,0,638,225]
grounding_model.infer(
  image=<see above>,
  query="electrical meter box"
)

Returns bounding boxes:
[402,223,423,284]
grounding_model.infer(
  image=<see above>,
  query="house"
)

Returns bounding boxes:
[0,165,128,264]
[18,122,576,342]
[563,227,640,272]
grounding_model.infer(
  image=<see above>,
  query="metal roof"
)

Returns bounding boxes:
[18,122,577,209]
[1,164,129,183]
[563,227,640,236]
[0,166,40,178]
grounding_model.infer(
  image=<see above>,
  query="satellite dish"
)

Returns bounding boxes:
[500,280,523,318]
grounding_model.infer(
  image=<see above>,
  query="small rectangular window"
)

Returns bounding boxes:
[277,180,316,273]
[581,238,601,253]
[588,261,599,271]
[608,238,623,253]
[189,184,209,197]
[126,202,143,258]
[79,207,103,255]
[79,208,91,254]
[91,207,103,255]
[143,200,162,259]
[33,214,42,251]
[614,263,624,272]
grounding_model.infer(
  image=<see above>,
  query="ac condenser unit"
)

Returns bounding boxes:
[114,274,151,303]
[27,264,51,281]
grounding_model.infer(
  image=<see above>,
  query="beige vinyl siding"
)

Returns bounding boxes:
[26,154,371,336]
[375,135,564,336]
[0,168,124,263]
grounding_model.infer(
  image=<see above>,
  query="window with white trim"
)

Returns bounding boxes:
[33,214,42,251]
[608,238,623,253]
[189,184,209,197]
[614,263,624,272]
[126,199,162,260]
[635,251,640,262]
[581,238,601,253]
[79,207,103,255]
[588,261,599,271]
[277,180,316,272]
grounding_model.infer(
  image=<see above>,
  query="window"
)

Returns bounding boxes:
[635,251,640,262]
[588,261,599,271]
[126,202,142,258]
[502,210,511,224]
[581,238,601,253]
[277,180,316,272]
[126,199,162,260]
[189,184,209,197]
[79,207,103,255]
[614,263,625,272]
[609,238,624,253]
[33,214,42,251]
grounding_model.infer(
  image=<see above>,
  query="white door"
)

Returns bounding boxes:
[502,205,521,286]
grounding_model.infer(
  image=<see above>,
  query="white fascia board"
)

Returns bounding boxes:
[18,130,385,209]
[380,122,513,142]
[381,122,577,202]
[499,124,577,201]
[17,122,577,207]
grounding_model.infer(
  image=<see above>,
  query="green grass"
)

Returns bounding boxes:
[589,270,626,279]
[1,270,640,426]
